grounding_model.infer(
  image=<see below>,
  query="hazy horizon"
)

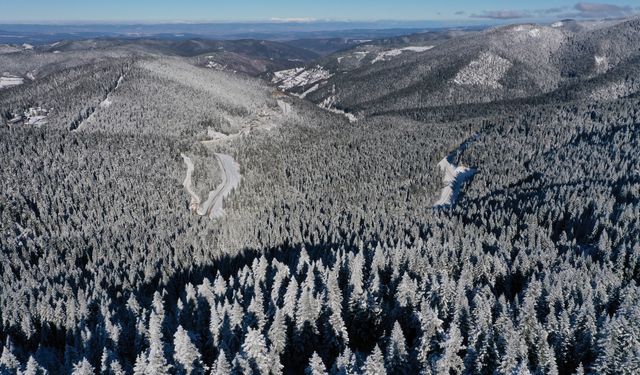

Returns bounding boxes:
[2,0,638,23]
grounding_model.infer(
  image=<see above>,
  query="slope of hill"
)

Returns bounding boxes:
[272,18,640,119]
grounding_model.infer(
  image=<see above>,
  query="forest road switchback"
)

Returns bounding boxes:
[181,152,241,219]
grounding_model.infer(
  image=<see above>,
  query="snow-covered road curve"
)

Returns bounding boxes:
[433,134,479,207]
[181,153,241,219]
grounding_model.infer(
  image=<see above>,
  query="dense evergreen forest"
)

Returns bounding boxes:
[1,19,640,375]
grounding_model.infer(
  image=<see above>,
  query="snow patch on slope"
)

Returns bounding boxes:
[296,84,319,99]
[371,46,434,64]
[433,159,475,206]
[528,28,541,38]
[453,52,512,89]
[272,66,333,90]
[319,93,357,123]
[433,135,479,207]
[0,75,24,89]
[594,55,609,73]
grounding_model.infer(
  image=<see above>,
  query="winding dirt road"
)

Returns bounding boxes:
[181,153,241,219]
[180,100,290,219]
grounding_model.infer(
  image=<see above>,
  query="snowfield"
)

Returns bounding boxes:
[272,66,333,90]
[319,94,357,123]
[433,134,479,207]
[433,158,475,207]
[6,107,50,127]
[0,75,24,89]
[296,83,320,99]
[453,52,512,89]
[595,55,609,73]
[371,46,434,64]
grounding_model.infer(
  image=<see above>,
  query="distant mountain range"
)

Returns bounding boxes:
[271,17,640,120]
[0,21,488,44]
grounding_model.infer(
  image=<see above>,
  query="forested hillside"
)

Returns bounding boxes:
[1,18,639,375]
[272,18,640,121]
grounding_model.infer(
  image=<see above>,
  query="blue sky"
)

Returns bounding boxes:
[1,0,638,22]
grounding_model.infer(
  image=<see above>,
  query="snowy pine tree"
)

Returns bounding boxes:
[306,352,328,375]
[173,325,205,374]
[363,345,387,375]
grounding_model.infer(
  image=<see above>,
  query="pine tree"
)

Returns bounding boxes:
[0,343,20,372]
[534,330,558,375]
[211,350,231,375]
[173,325,206,374]
[241,327,270,375]
[71,358,94,375]
[267,307,286,374]
[332,347,358,375]
[146,311,171,374]
[306,352,328,375]
[248,290,266,330]
[210,303,221,348]
[132,353,147,375]
[435,323,464,375]
[22,356,41,375]
[268,308,287,356]
[327,268,349,346]
[348,251,366,310]
[415,303,442,375]
[386,321,408,374]
[282,277,299,320]
[363,345,387,375]
[296,281,317,332]
[109,360,125,375]
[396,273,417,308]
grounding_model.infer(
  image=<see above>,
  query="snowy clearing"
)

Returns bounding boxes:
[433,159,475,206]
[22,43,33,50]
[0,44,21,54]
[6,107,49,127]
[296,83,320,99]
[206,57,228,71]
[595,55,609,73]
[272,66,333,90]
[433,135,478,207]
[277,99,292,115]
[371,46,434,64]
[453,52,512,89]
[100,75,124,108]
[353,51,369,60]
[0,75,24,89]
[319,94,357,123]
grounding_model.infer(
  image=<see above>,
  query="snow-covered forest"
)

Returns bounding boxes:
[1,17,640,375]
